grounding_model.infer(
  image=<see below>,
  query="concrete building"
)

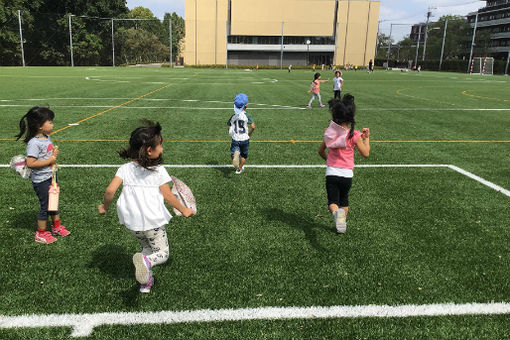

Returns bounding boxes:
[183,0,380,66]
[467,0,510,59]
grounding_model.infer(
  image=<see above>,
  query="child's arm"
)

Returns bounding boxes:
[98,176,123,215]
[160,183,195,218]
[318,141,328,161]
[26,155,57,169]
[321,79,330,82]
[248,122,255,137]
[356,128,370,158]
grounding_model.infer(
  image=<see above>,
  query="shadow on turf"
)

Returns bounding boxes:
[207,160,233,178]
[9,210,38,230]
[89,244,133,279]
[263,208,335,252]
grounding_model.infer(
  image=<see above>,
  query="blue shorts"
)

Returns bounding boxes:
[230,139,250,159]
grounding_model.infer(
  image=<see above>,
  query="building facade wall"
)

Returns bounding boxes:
[184,0,380,66]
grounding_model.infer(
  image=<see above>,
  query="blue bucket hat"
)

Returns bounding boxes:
[233,93,248,114]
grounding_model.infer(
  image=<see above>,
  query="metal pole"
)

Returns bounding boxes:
[68,15,74,67]
[225,21,229,69]
[414,25,422,69]
[422,10,431,61]
[386,23,393,69]
[439,19,448,71]
[111,19,115,67]
[17,10,25,67]
[505,50,510,75]
[468,12,478,73]
[280,21,284,70]
[169,18,173,67]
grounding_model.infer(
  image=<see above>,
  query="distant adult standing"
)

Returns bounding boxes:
[368,59,374,73]
[288,64,292,73]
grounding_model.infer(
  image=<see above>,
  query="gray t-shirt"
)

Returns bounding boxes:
[26,135,56,183]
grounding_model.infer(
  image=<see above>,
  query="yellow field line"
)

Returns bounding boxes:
[461,90,510,103]
[2,138,510,143]
[50,84,172,135]
[395,88,458,107]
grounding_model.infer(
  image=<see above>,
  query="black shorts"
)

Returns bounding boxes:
[32,177,59,220]
[326,176,352,207]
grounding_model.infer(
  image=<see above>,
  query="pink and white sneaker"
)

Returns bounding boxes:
[140,276,154,293]
[133,253,152,285]
[35,230,57,244]
[52,225,70,237]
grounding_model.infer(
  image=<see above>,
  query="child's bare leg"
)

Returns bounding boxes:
[328,204,349,215]
[37,219,48,231]
[239,157,246,170]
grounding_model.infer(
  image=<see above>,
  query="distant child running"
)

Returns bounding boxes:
[307,73,329,108]
[98,121,194,293]
[227,93,255,174]
[318,95,370,233]
[333,70,343,99]
[15,106,70,244]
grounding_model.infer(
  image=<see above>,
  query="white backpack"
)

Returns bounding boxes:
[10,155,32,179]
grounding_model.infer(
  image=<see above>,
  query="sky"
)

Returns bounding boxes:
[125,0,484,41]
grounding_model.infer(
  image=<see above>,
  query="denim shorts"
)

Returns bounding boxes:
[32,177,59,220]
[230,139,250,159]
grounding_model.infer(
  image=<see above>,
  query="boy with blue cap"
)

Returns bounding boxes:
[227,93,255,174]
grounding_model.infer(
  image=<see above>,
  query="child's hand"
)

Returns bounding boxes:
[362,128,370,139]
[98,204,107,215]
[181,207,195,218]
[49,155,58,165]
[53,146,59,158]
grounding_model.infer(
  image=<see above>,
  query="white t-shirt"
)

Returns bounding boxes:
[333,77,343,91]
[228,111,253,142]
[115,162,172,231]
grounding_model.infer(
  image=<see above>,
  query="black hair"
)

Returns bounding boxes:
[328,94,356,139]
[15,106,55,143]
[118,120,163,170]
[313,72,321,80]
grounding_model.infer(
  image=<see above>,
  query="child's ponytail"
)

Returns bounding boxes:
[15,106,55,143]
[342,94,356,139]
[15,114,29,142]
[118,120,163,170]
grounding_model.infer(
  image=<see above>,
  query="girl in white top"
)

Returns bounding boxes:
[98,121,194,293]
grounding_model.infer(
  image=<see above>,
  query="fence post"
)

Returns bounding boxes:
[169,18,173,67]
[280,21,284,70]
[505,50,510,76]
[17,10,25,67]
[439,19,448,71]
[68,15,74,67]
[111,19,115,67]
[468,12,478,73]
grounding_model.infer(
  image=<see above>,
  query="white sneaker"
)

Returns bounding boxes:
[232,150,240,169]
[133,253,151,284]
[235,167,245,175]
[333,209,346,233]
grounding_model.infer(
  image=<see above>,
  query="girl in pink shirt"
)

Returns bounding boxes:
[318,94,370,233]
[307,73,329,108]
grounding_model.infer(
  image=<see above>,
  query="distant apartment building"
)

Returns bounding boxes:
[410,23,427,43]
[467,0,510,59]
[184,0,380,66]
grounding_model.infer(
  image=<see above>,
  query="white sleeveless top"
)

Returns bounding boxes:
[115,162,172,231]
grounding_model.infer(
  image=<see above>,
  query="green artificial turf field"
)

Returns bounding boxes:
[0,67,509,339]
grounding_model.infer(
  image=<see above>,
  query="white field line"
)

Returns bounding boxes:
[1,97,509,111]
[1,302,510,337]
[448,165,510,197]
[0,105,304,110]
[0,163,508,197]
[1,103,510,111]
